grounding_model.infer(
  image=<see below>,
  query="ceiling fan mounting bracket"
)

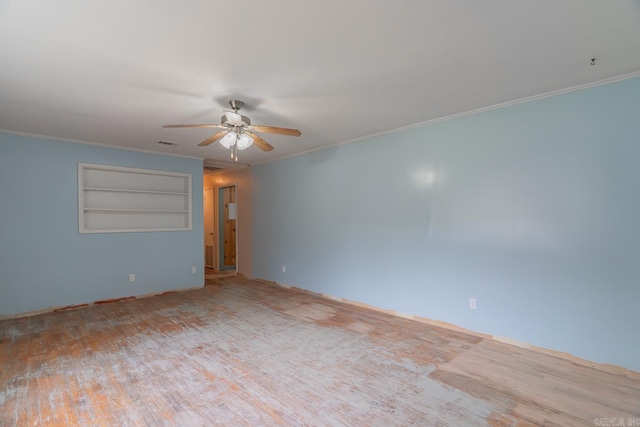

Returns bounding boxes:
[229,100,244,112]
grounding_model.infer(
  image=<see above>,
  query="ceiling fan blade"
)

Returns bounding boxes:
[252,125,301,137]
[248,132,274,152]
[163,124,226,129]
[198,131,228,146]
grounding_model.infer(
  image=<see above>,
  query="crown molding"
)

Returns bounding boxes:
[0,129,204,161]
[254,70,640,167]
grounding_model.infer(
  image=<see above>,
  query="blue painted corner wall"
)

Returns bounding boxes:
[0,133,204,316]
[252,76,640,372]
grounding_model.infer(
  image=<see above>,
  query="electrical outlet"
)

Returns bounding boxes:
[129,274,135,282]
[469,298,476,309]
[282,265,286,273]
[192,266,197,274]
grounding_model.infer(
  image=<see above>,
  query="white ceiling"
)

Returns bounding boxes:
[1,1,640,169]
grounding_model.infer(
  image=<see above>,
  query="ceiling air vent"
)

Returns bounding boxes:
[157,140,179,146]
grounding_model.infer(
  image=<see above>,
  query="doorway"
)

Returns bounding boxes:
[218,185,237,271]
[204,188,215,268]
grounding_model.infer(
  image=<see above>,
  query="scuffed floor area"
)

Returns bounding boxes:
[1,276,639,425]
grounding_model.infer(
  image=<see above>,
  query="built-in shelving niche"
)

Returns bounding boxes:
[78,163,192,233]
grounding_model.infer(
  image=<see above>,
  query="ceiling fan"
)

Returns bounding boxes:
[163,100,301,161]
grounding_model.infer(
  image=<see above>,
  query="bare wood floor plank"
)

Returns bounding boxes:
[1,276,639,426]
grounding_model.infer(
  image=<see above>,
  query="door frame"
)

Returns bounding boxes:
[216,183,238,273]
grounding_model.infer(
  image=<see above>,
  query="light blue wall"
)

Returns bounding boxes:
[252,76,640,371]
[0,133,204,316]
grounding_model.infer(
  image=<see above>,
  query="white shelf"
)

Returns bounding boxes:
[83,208,189,213]
[78,163,192,233]
[83,187,188,196]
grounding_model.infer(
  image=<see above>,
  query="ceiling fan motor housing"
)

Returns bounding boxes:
[221,114,251,127]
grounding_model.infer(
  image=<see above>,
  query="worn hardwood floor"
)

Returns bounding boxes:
[1,276,639,426]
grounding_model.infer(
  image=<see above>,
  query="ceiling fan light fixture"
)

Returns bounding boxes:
[236,133,254,150]
[219,131,237,149]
